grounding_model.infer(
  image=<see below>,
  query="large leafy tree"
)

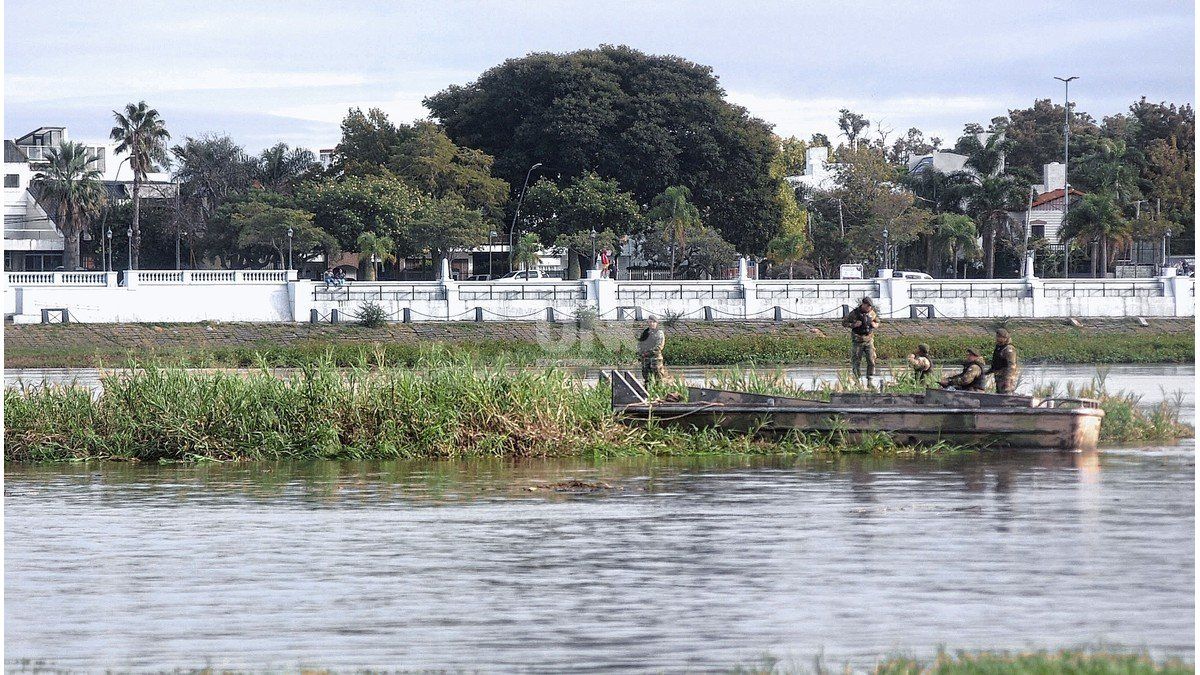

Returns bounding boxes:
[424,45,784,253]
[110,100,170,269]
[640,221,737,279]
[522,172,642,273]
[33,142,107,270]
[409,196,489,269]
[231,200,337,269]
[299,174,424,255]
[331,109,509,220]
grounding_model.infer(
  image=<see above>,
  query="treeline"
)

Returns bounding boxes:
[51,45,1192,279]
[780,98,1194,278]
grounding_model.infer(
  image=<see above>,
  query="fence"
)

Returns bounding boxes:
[755,281,878,300]
[1041,280,1164,298]
[5,265,1195,324]
[617,282,743,301]
[910,281,1032,299]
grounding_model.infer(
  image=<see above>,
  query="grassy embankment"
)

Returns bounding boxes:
[3,320,1193,368]
[740,649,1193,674]
[5,355,1189,463]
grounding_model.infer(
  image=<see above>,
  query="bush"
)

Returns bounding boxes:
[356,301,387,328]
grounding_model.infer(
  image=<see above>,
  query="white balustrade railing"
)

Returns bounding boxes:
[6,271,111,286]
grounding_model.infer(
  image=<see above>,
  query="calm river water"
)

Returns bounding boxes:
[5,363,1195,671]
[5,447,1195,672]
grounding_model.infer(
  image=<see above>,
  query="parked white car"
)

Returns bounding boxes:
[499,270,552,280]
[893,270,933,280]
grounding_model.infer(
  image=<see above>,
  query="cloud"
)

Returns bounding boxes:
[727,91,1006,142]
[5,70,372,103]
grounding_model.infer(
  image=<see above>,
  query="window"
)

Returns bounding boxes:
[88,147,106,173]
[4,174,18,188]
[1030,221,1046,239]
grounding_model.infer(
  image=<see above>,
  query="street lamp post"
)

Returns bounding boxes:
[488,230,497,278]
[287,227,294,270]
[882,228,890,272]
[508,162,543,272]
[590,228,598,269]
[106,228,112,273]
[126,227,133,272]
[1055,75,1078,278]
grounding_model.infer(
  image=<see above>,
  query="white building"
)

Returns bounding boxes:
[785,146,838,192]
[907,149,970,176]
[3,125,174,271]
[1007,162,1080,243]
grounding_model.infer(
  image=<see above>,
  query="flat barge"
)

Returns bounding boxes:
[607,371,1104,451]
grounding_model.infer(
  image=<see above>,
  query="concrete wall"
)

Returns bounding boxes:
[5,266,1194,324]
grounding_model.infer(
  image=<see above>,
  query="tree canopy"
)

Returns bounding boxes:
[424,44,784,253]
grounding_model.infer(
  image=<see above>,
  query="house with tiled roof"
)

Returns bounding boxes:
[1007,161,1081,243]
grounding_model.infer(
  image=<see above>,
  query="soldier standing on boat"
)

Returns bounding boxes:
[907,343,934,383]
[939,348,987,391]
[985,328,1019,394]
[842,297,880,384]
[637,317,666,385]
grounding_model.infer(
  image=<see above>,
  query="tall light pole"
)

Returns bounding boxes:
[488,230,497,278]
[106,228,112,272]
[1055,75,1078,278]
[287,227,294,270]
[882,228,890,271]
[508,162,542,272]
[126,226,133,271]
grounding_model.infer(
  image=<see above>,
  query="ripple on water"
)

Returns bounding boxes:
[4,449,1195,671]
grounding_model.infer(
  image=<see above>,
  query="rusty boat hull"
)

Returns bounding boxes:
[607,372,1104,451]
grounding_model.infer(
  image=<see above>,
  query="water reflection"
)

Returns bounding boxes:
[5,448,1194,671]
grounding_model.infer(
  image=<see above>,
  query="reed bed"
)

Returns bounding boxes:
[738,649,1193,674]
[4,359,953,463]
[1032,369,1192,444]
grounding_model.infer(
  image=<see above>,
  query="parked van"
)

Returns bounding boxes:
[892,270,933,280]
[838,264,864,279]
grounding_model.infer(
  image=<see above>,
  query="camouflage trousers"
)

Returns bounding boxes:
[994,368,1018,394]
[641,354,666,385]
[851,339,876,378]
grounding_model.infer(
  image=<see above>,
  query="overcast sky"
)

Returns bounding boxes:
[5,1,1195,153]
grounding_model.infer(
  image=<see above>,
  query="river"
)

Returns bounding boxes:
[4,448,1194,672]
[5,364,1195,671]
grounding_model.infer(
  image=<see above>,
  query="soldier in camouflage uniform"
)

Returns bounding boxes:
[841,297,880,383]
[940,348,987,391]
[637,317,666,385]
[906,343,934,383]
[984,328,1019,394]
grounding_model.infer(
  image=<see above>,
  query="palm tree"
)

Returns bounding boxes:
[947,172,1024,279]
[932,213,979,279]
[648,185,701,279]
[1062,194,1129,277]
[256,143,317,193]
[513,232,542,274]
[110,101,170,269]
[34,142,107,270]
[356,232,396,281]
